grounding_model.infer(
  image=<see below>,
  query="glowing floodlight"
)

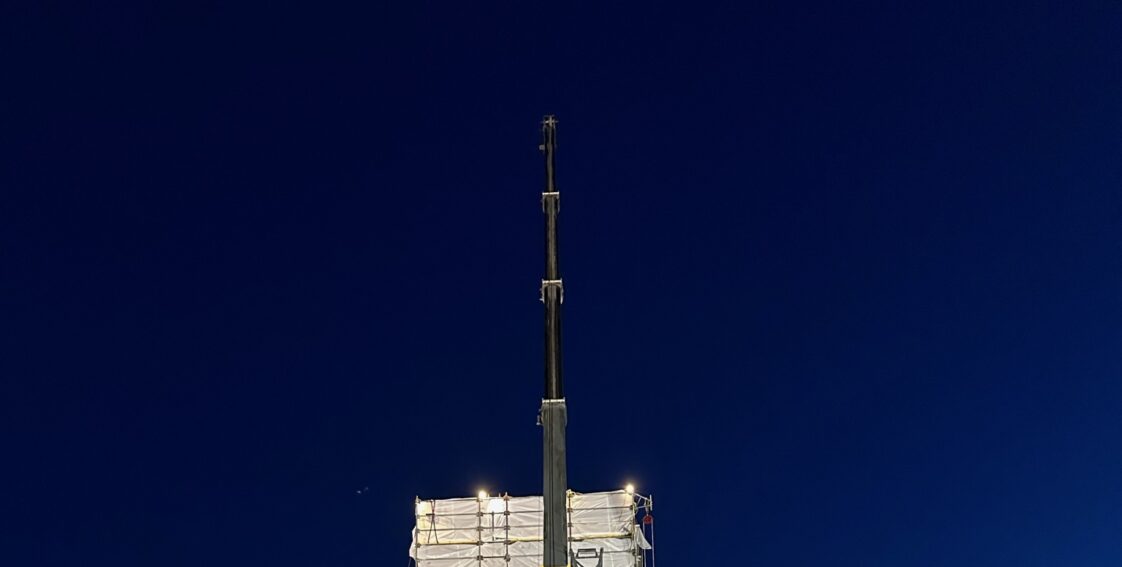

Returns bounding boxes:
[625,483,635,495]
[478,490,488,501]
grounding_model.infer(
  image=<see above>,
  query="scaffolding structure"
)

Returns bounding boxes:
[410,490,652,567]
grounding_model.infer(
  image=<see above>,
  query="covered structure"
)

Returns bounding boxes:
[410,490,652,567]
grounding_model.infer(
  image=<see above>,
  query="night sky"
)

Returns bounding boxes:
[4,2,1122,566]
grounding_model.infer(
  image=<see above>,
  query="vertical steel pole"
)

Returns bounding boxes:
[539,115,569,567]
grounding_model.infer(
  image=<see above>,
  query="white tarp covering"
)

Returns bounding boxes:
[411,490,642,567]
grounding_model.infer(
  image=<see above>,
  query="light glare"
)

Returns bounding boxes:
[487,497,505,513]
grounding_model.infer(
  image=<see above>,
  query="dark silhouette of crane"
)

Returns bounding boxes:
[538,115,568,567]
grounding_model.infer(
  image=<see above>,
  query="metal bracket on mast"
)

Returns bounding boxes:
[541,191,560,212]
[540,279,564,304]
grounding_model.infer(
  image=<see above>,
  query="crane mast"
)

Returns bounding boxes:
[539,115,568,567]
[409,117,656,567]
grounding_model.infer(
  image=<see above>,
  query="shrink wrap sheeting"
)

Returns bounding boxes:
[412,490,642,567]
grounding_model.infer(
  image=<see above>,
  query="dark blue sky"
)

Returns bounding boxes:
[4,2,1121,565]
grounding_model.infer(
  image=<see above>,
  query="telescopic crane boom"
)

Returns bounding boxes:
[539,115,568,567]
